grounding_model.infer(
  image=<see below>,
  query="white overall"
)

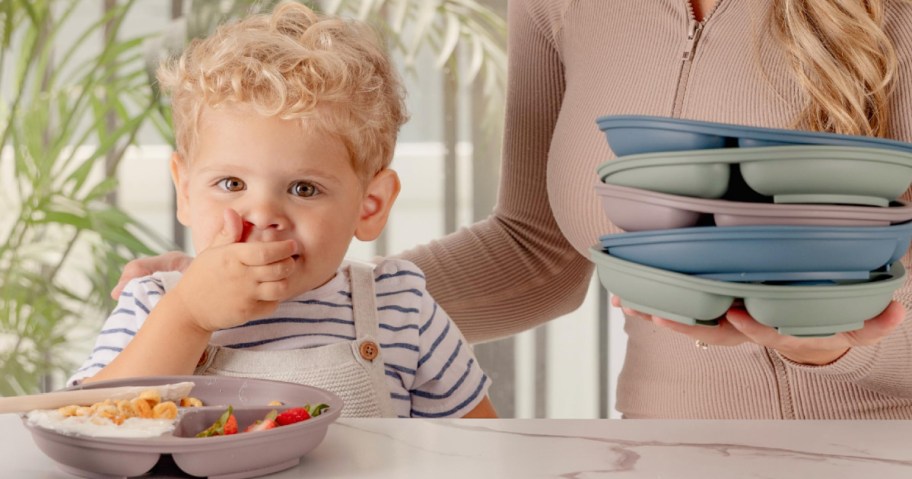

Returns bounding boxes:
[192,261,396,418]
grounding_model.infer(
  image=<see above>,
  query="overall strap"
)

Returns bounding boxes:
[345,259,396,417]
[347,260,380,339]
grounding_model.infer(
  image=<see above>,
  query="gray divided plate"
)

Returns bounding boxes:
[596,115,912,156]
[596,146,912,207]
[21,375,342,479]
[595,183,912,231]
[590,247,905,337]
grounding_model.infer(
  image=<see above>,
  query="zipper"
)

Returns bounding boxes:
[671,1,721,117]
[682,18,703,63]
[765,348,795,419]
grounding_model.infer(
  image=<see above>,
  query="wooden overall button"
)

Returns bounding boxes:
[359,341,379,361]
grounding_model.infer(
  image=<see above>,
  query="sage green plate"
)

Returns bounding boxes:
[596,145,912,206]
[590,246,905,337]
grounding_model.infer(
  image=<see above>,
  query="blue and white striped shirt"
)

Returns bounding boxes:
[69,258,490,418]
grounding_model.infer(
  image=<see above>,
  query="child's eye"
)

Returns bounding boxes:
[217,177,245,192]
[289,181,318,197]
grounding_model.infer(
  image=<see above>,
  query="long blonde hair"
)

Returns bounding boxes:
[771,0,898,137]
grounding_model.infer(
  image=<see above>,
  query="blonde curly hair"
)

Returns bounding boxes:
[157,1,408,181]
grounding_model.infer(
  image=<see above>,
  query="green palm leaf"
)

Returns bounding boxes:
[0,0,169,395]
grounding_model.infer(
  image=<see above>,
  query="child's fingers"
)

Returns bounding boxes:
[235,240,298,266]
[249,257,296,281]
[210,208,245,248]
[256,279,291,302]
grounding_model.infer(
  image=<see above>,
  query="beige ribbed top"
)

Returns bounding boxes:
[401,0,912,418]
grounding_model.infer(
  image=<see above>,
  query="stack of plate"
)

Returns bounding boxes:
[590,115,912,337]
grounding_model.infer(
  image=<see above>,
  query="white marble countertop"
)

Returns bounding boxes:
[4,414,911,478]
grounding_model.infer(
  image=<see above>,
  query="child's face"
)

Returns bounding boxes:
[173,105,377,296]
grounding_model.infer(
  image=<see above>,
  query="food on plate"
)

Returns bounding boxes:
[181,396,204,407]
[26,389,204,438]
[196,403,330,438]
[54,391,202,423]
[196,406,239,437]
[245,410,278,432]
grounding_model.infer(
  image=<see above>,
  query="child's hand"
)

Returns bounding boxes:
[172,209,298,332]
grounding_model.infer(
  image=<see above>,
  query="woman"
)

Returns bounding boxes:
[116,0,912,418]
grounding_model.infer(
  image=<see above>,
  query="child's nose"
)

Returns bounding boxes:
[242,200,290,235]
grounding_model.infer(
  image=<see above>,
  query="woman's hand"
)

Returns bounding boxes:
[611,296,905,365]
[111,251,193,299]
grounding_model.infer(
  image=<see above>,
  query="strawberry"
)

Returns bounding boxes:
[275,407,311,426]
[196,406,238,437]
[223,414,238,435]
[245,419,277,432]
[244,410,278,433]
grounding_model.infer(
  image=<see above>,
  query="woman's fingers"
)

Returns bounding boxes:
[652,316,749,347]
[111,259,154,299]
[841,300,905,347]
[610,295,655,321]
[617,296,905,365]
[724,304,905,366]
[111,251,193,299]
[725,309,849,365]
[613,295,748,346]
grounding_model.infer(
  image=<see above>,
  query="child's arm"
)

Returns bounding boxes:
[68,276,166,386]
[83,290,213,382]
[84,218,298,382]
[408,301,494,417]
[461,395,498,418]
[398,263,493,418]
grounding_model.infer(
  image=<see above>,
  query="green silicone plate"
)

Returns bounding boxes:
[590,246,905,337]
[597,145,912,206]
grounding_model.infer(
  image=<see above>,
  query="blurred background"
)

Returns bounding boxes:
[0,0,626,418]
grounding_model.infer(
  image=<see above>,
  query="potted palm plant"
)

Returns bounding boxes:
[0,0,168,395]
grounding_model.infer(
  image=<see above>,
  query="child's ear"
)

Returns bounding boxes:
[169,152,192,227]
[355,168,400,241]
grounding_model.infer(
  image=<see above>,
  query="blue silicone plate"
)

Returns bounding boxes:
[596,115,912,157]
[598,222,912,282]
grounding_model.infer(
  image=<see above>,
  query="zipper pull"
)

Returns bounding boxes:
[682,19,703,61]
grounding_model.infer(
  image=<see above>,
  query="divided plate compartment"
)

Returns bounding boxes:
[596,115,912,157]
[596,145,912,207]
[590,247,905,337]
[595,183,912,231]
[597,223,912,283]
[21,376,342,479]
